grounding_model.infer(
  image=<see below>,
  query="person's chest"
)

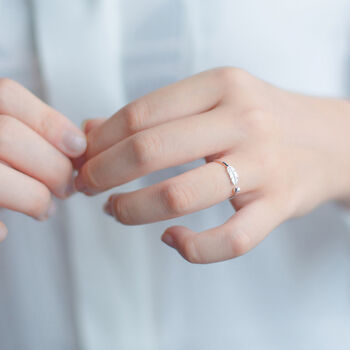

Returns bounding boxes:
[121,0,350,97]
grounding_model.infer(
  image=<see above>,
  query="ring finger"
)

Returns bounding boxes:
[103,152,258,225]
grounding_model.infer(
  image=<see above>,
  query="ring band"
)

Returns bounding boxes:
[213,160,240,199]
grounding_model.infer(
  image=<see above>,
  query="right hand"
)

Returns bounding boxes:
[0,78,87,241]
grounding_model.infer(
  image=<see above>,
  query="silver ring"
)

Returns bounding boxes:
[213,160,240,199]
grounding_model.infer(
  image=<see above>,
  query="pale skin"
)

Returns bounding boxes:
[75,67,350,263]
[0,78,87,240]
[2,68,350,264]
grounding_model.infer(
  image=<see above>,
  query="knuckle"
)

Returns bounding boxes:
[227,228,252,257]
[161,182,195,215]
[112,195,131,224]
[243,108,267,131]
[216,67,249,90]
[122,99,150,134]
[242,108,278,139]
[131,132,162,168]
[36,108,57,136]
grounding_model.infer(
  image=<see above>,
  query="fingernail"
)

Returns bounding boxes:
[162,233,175,248]
[38,201,56,221]
[62,130,87,155]
[74,176,87,193]
[103,195,119,218]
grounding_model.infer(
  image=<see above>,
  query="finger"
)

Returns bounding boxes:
[86,69,226,159]
[0,78,86,157]
[72,118,107,170]
[0,115,74,198]
[82,118,107,134]
[161,198,286,264]
[0,162,55,221]
[76,106,237,194]
[0,222,8,242]
[103,153,255,225]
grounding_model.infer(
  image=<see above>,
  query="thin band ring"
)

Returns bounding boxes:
[213,160,240,199]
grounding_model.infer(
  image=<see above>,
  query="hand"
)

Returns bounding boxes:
[75,68,350,263]
[0,78,87,241]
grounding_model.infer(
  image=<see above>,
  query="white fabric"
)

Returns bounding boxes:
[1,1,350,349]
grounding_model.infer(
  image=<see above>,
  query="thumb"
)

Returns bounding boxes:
[161,197,286,264]
[72,118,107,169]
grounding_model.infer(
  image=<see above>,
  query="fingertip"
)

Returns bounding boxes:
[74,174,87,193]
[161,232,175,248]
[37,201,56,221]
[103,199,114,217]
[82,119,96,134]
[81,119,90,133]
[73,174,97,196]
[61,129,87,158]
[55,177,77,199]
[163,226,203,263]
[162,225,192,249]
[164,225,192,238]
[82,118,107,134]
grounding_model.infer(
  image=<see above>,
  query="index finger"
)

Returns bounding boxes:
[86,68,226,159]
[0,78,86,157]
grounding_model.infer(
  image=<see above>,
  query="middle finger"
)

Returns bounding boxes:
[76,106,241,194]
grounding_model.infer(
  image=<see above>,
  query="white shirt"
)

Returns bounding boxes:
[1,1,350,349]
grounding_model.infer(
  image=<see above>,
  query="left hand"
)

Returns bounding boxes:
[75,67,350,263]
